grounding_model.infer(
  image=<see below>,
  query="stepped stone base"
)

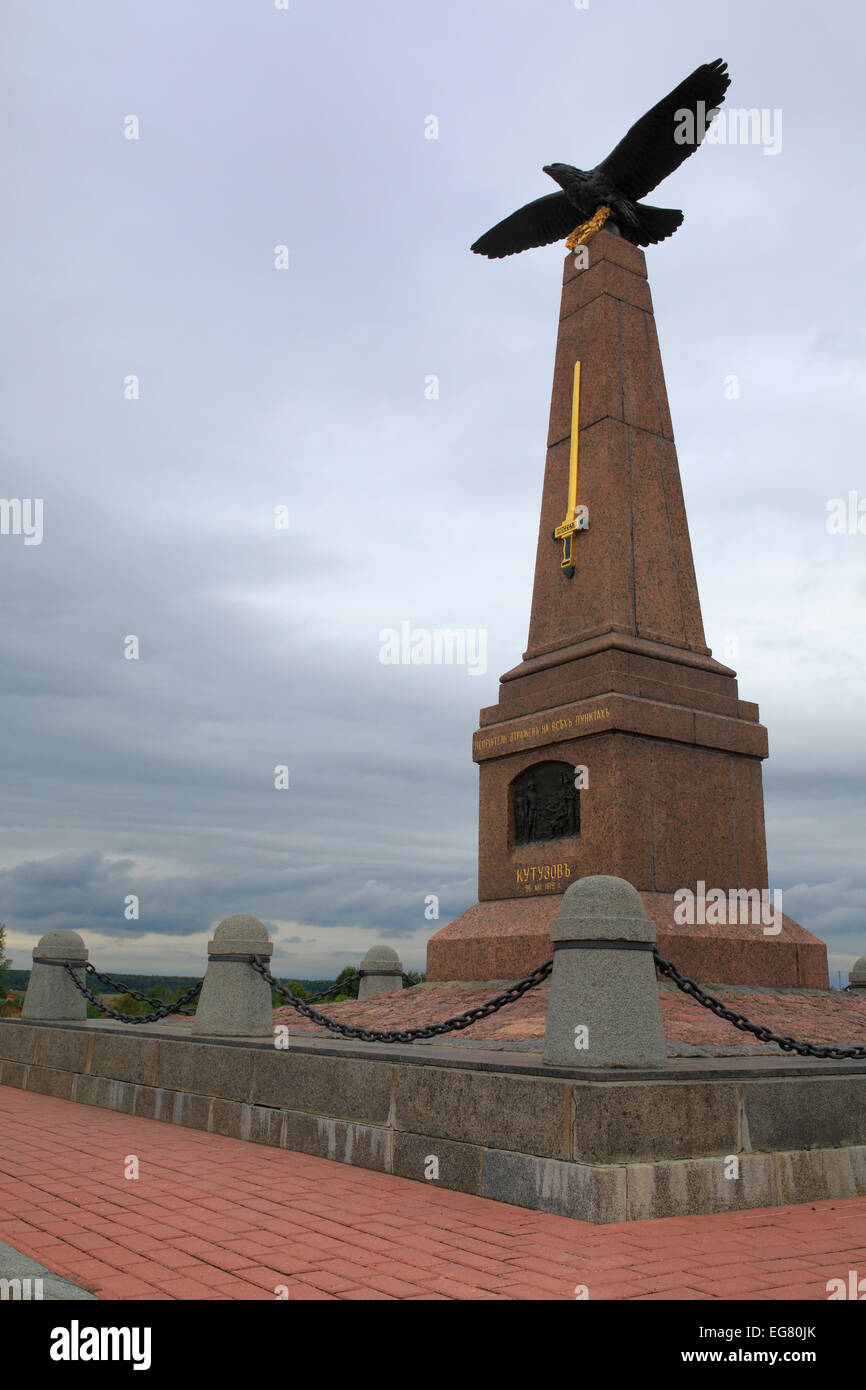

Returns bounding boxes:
[427,892,830,989]
[2,1018,863,1224]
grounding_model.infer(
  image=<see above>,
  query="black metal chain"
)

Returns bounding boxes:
[302,972,363,1001]
[55,948,863,1059]
[256,955,552,1043]
[64,963,203,1025]
[83,964,179,1011]
[271,970,417,1002]
[654,949,866,1060]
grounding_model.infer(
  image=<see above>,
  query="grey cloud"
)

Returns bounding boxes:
[1,1,864,981]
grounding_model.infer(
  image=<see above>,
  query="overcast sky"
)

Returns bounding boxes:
[2,0,864,983]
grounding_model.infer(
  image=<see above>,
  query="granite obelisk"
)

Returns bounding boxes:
[427,231,828,988]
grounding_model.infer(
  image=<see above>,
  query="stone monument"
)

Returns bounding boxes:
[427,231,828,988]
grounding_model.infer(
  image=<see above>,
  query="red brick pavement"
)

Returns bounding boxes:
[1,1086,864,1301]
[273,981,866,1049]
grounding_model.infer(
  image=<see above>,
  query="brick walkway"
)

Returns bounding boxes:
[0,1086,863,1301]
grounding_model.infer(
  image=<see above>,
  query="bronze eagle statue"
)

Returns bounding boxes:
[471,58,730,256]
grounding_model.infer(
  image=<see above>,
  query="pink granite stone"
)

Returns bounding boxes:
[426,228,830,990]
[427,893,828,990]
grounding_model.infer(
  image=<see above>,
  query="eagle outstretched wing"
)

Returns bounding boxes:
[597,58,730,202]
[471,191,578,259]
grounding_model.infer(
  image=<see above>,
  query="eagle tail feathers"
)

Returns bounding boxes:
[633,203,683,245]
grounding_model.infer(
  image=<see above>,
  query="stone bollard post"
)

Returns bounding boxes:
[848,956,866,994]
[22,930,89,1021]
[543,874,667,1069]
[358,945,404,1000]
[191,915,274,1037]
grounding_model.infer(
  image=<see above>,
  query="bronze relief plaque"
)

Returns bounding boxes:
[512,760,580,845]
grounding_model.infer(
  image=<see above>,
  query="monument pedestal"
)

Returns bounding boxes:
[428,230,828,988]
[427,892,829,988]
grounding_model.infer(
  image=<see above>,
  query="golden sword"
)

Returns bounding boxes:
[552,360,588,576]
